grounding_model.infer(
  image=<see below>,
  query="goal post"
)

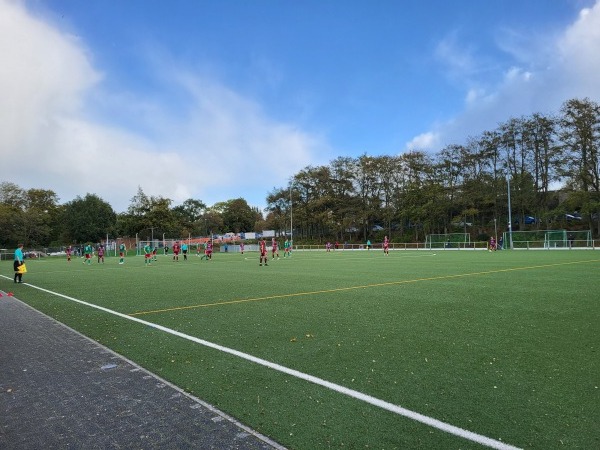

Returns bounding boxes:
[544,230,567,249]
[425,233,470,249]
[503,229,592,249]
[565,230,592,248]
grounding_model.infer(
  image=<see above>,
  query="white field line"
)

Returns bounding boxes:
[2,277,521,450]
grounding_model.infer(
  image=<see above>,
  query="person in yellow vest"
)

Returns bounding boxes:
[14,243,25,283]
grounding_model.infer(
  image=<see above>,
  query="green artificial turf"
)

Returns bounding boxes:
[1,249,599,449]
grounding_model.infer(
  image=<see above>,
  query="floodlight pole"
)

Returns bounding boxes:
[507,176,514,250]
[150,227,155,246]
[494,218,497,248]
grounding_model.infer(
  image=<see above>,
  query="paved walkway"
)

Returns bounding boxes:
[0,291,284,449]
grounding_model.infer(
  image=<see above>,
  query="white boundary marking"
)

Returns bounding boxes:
[0,293,285,450]
[2,277,521,450]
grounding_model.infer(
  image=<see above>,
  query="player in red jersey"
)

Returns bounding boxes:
[259,238,268,266]
[271,238,280,260]
[206,241,213,260]
[383,236,389,256]
[97,245,105,263]
[172,241,180,261]
[66,245,72,262]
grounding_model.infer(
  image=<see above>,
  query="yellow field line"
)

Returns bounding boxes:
[128,258,600,317]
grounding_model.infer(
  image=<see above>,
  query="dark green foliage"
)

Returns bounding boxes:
[63,193,116,243]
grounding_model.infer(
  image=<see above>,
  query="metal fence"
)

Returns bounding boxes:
[2,239,598,261]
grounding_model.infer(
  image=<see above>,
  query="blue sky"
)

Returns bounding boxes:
[1,0,599,213]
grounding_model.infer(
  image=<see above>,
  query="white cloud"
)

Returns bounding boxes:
[405,131,440,151]
[0,0,328,213]
[407,0,600,151]
[434,30,479,79]
[0,1,99,153]
[557,2,600,94]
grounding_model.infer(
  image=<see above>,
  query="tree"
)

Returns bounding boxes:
[203,208,224,235]
[23,188,61,246]
[560,98,600,232]
[354,155,381,240]
[265,187,291,234]
[172,198,207,237]
[123,187,181,238]
[0,184,61,247]
[222,198,259,233]
[173,199,206,224]
[0,203,23,247]
[0,182,27,209]
[63,194,116,243]
[0,182,27,246]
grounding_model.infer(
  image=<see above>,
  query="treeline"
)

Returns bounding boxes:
[0,185,264,248]
[1,97,599,248]
[265,98,600,242]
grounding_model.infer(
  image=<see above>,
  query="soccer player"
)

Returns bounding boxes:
[84,243,93,265]
[383,236,389,256]
[144,242,153,265]
[206,240,213,260]
[240,242,245,254]
[97,244,105,263]
[66,245,72,263]
[182,242,188,260]
[172,241,180,261]
[271,238,280,260]
[489,237,497,252]
[119,242,127,264]
[153,246,158,261]
[259,238,268,266]
[283,239,290,258]
[326,242,331,252]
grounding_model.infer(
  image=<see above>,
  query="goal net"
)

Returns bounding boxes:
[425,233,470,249]
[503,230,592,249]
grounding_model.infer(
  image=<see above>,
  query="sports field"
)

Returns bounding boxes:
[1,249,598,449]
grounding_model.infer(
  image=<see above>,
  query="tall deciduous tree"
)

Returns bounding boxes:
[63,194,116,243]
[222,198,258,233]
[560,98,600,232]
[23,188,61,246]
